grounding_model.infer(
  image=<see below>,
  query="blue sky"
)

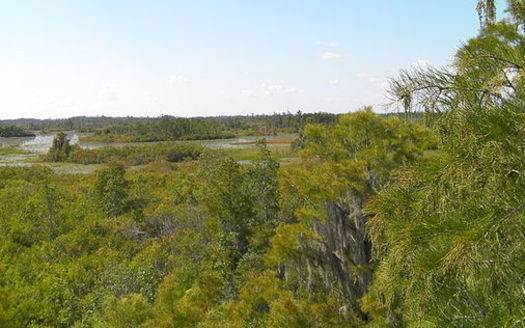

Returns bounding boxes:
[0,0,498,119]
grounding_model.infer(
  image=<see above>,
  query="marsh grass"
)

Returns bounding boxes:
[0,147,32,156]
[229,138,295,145]
[218,144,298,162]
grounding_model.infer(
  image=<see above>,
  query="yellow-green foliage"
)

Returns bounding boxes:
[0,110,438,327]
[0,147,31,156]
[218,144,298,162]
[363,2,525,327]
[101,294,153,328]
[271,108,434,320]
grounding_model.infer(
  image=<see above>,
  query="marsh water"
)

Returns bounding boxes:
[0,134,81,153]
[200,134,296,149]
[0,133,296,171]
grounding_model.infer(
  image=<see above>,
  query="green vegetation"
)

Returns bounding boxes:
[0,125,35,137]
[0,112,338,140]
[45,132,73,162]
[218,143,298,162]
[0,147,31,156]
[81,113,337,143]
[67,143,208,165]
[1,1,525,327]
[44,134,209,166]
[0,111,434,327]
[363,1,525,326]
[95,163,131,217]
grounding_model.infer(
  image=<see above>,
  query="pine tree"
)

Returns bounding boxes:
[46,132,72,162]
[364,2,525,326]
[95,163,130,217]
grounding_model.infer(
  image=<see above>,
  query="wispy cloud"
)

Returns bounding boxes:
[266,84,284,92]
[260,83,299,96]
[321,51,344,60]
[317,41,340,48]
[169,75,190,83]
[328,79,340,86]
[240,89,254,97]
[283,87,299,94]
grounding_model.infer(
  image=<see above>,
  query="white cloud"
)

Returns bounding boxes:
[240,89,254,97]
[317,41,340,48]
[260,83,299,96]
[321,51,344,60]
[328,79,340,86]
[169,75,190,83]
[267,84,284,91]
[283,87,299,94]
[411,59,431,69]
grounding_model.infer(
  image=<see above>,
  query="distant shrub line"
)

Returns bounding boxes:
[80,132,238,143]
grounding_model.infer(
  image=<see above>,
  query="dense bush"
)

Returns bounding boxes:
[45,142,209,165]
[0,125,35,137]
[44,132,72,162]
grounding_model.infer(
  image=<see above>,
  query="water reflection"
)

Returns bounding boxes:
[0,133,295,153]
[201,134,296,149]
[0,133,80,153]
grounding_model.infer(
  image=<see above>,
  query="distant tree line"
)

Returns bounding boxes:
[0,112,339,137]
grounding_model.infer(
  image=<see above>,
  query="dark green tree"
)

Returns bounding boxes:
[202,142,280,297]
[0,125,35,137]
[46,132,72,162]
[95,163,130,217]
